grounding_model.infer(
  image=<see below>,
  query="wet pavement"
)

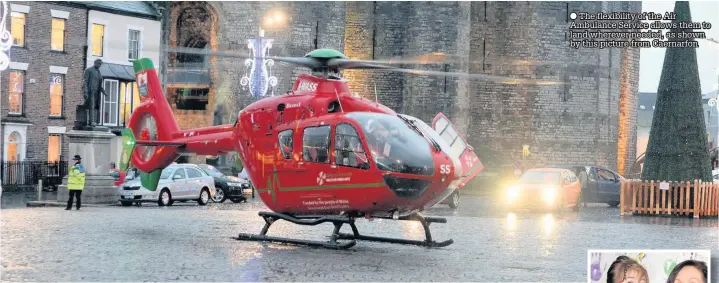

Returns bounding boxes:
[1,192,717,282]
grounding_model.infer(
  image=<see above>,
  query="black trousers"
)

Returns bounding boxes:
[66,190,82,209]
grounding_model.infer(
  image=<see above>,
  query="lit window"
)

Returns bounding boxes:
[51,18,65,51]
[8,71,24,114]
[10,12,25,46]
[133,82,140,110]
[92,24,105,56]
[128,29,141,60]
[102,79,119,125]
[640,105,645,109]
[50,74,64,116]
[120,82,135,125]
[48,135,62,162]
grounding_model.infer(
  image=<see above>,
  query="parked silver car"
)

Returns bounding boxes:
[119,164,216,206]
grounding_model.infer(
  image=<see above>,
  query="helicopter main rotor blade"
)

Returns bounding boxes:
[344,63,565,85]
[330,53,453,67]
[167,46,324,69]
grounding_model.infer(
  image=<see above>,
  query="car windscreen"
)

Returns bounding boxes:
[160,167,175,179]
[519,171,560,185]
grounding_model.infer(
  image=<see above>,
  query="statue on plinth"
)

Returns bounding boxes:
[75,59,106,130]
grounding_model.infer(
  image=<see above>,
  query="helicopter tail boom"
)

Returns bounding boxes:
[122,58,235,190]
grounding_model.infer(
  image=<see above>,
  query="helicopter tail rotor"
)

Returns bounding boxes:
[120,59,185,190]
[122,58,237,191]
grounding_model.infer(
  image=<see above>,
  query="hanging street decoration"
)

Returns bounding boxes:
[0,1,13,71]
[240,32,278,98]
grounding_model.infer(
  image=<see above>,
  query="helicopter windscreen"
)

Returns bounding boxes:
[347,112,434,176]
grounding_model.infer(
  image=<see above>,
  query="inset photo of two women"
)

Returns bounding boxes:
[589,250,710,283]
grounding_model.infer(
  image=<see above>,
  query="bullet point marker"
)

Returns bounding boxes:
[570,13,577,20]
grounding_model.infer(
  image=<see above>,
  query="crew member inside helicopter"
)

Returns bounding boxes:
[365,119,401,158]
[335,125,370,169]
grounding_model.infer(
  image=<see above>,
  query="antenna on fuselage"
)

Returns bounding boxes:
[334,89,345,113]
[374,82,378,103]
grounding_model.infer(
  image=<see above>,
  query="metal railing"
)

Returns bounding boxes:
[1,160,69,190]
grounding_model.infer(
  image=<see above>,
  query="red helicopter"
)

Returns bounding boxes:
[120,48,561,249]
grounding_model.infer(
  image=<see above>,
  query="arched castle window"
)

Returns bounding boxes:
[170,3,215,112]
[177,37,209,66]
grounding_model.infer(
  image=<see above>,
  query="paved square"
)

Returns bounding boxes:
[1,196,716,282]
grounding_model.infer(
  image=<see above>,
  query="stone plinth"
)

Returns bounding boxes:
[57,130,119,204]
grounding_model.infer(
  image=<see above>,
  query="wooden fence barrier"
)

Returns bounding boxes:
[620,180,719,218]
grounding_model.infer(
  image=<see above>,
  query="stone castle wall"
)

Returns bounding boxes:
[163,1,641,177]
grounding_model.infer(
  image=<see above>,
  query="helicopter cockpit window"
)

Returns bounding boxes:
[347,112,434,176]
[278,129,293,159]
[302,125,331,163]
[334,123,369,170]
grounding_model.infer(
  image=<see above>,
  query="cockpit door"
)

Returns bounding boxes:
[432,113,484,188]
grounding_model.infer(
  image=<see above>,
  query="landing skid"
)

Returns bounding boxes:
[236,211,454,249]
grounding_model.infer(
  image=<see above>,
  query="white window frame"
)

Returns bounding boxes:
[101,79,120,126]
[127,29,142,61]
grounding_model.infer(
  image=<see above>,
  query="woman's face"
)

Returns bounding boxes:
[621,269,647,283]
[673,266,704,283]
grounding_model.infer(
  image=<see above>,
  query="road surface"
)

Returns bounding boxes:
[1,194,716,282]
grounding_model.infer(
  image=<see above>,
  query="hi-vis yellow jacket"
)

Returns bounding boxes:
[67,164,86,190]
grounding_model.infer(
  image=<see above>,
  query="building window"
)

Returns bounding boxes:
[102,79,119,125]
[128,29,141,60]
[49,74,64,116]
[8,70,24,115]
[118,82,141,126]
[334,123,369,169]
[91,24,105,56]
[48,135,62,162]
[172,88,209,110]
[51,18,65,51]
[10,12,25,46]
[302,125,331,163]
[278,130,293,159]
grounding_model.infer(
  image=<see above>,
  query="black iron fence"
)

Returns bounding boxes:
[1,160,69,191]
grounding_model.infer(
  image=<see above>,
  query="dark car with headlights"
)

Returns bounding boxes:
[197,164,251,203]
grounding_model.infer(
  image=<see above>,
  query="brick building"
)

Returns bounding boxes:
[158,1,642,178]
[1,1,160,168]
[1,2,87,163]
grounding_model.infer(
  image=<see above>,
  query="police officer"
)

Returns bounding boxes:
[66,155,86,210]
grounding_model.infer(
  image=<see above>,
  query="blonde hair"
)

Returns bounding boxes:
[607,256,649,283]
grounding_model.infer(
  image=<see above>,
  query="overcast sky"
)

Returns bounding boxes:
[639,1,719,94]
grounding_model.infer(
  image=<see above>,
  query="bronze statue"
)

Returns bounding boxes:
[82,59,106,126]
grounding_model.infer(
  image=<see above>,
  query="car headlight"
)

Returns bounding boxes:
[227,182,243,187]
[541,187,558,204]
[506,185,520,203]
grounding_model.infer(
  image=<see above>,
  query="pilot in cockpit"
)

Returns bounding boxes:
[366,119,396,158]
